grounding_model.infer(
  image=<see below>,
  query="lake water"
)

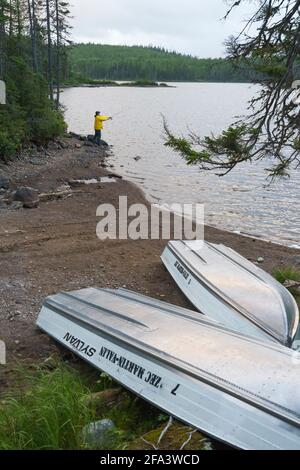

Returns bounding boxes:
[62,83,300,248]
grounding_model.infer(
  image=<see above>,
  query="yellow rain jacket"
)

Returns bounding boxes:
[94,115,110,130]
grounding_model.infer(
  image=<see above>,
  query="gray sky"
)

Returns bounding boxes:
[71,0,254,58]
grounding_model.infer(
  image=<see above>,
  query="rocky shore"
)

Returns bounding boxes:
[1,133,300,368]
[0,134,299,448]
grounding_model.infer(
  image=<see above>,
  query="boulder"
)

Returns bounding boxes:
[13,187,39,208]
[81,419,116,448]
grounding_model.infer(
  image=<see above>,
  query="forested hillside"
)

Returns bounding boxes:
[0,0,71,160]
[70,44,259,83]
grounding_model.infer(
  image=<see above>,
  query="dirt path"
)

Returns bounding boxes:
[0,136,299,388]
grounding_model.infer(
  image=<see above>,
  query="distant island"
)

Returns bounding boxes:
[68,44,261,83]
[64,79,171,88]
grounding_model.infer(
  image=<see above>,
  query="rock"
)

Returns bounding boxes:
[107,173,122,179]
[134,156,141,161]
[29,158,43,166]
[68,179,83,188]
[0,177,10,190]
[47,141,60,151]
[83,141,94,147]
[81,419,116,448]
[57,184,71,192]
[75,143,82,149]
[257,257,265,263]
[13,187,39,209]
[67,132,86,141]
[10,201,23,210]
[57,140,68,149]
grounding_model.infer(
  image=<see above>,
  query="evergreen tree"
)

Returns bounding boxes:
[165,0,300,179]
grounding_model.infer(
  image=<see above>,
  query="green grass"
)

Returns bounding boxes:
[272,266,300,284]
[0,363,96,450]
[0,362,165,450]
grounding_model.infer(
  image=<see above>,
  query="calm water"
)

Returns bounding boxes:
[62,83,300,248]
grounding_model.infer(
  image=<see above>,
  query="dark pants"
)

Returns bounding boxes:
[94,130,101,145]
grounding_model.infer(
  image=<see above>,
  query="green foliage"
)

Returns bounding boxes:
[164,121,252,172]
[0,364,96,450]
[164,1,300,178]
[273,267,300,285]
[69,44,259,83]
[0,363,167,450]
[0,56,66,160]
[0,0,69,161]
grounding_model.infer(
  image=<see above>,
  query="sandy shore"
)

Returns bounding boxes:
[0,136,300,389]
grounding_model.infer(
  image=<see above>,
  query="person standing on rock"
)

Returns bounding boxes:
[94,111,112,145]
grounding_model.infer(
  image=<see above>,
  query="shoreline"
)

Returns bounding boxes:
[0,135,299,377]
[0,135,299,449]
[108,169,300,252]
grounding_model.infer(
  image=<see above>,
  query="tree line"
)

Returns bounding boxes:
[0,0,72,160]
[69,44,262,83]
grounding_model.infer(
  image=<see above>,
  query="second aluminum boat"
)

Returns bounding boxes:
[37,287,300,449]
[161,240,299,346]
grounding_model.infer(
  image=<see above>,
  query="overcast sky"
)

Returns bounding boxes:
[71,0,255,58]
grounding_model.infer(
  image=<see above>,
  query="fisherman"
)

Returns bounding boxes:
[94,111,112,145]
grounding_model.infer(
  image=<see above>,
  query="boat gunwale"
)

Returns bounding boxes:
[204,241,299,340]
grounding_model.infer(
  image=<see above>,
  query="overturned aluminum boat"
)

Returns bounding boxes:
[161,240,299,347]
[37,287,300,450]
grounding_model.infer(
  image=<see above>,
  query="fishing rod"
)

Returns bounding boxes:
[111,110,125,119]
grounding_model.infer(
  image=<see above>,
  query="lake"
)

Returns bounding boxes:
[62,83,300,248]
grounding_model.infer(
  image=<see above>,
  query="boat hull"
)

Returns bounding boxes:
[161,241,299,346]
[37,288,300,450]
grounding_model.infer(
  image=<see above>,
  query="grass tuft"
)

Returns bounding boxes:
[0,362,166,450]
[0,363,96,450]
[272,266,300,285]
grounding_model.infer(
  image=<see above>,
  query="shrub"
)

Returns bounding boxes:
[0,57,66,161]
